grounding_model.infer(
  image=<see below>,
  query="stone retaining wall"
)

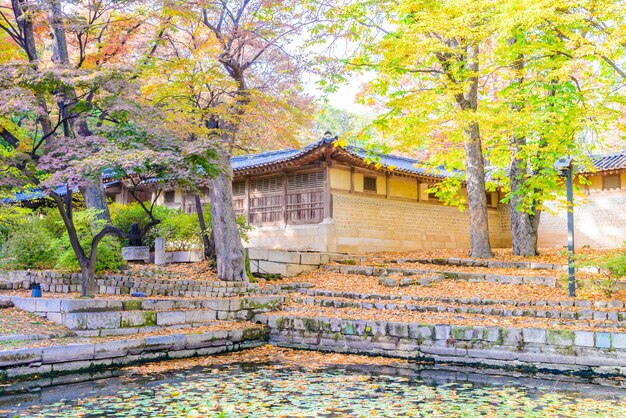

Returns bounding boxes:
[325,265,557,287]
[293,296,626,326]
[0,326,269,381]
[257,314,626,377]
[7,295,285,330]
[0,271,257,297]
[248,248,331,277]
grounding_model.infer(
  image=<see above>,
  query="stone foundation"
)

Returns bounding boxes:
[6,295,285,330]
[248,248,332,277]
[0,326,269,381]
[257,314,626,377]
[0,271,257,297]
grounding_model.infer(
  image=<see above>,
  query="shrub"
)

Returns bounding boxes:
[0,218,57,269]
[110,202,177,248]
[577,249,626,297]
[0,206,32,248]
[149,211,204,251]
[54,210,125,272]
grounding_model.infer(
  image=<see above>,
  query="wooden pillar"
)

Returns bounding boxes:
[244,176,250,223]
[385,173,390,199]
[418,182,430,202]
[416,178,420,201]
[350,167,355,193]
[282,171,288,225]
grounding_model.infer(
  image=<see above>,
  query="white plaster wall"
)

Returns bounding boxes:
[538,192,626,248]
[245,220,334,252]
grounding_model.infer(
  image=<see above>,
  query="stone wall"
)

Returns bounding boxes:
[0,326,269,381]
[7,295,285,330]
[331,192,512,253]
[538,190,626,248]
[248,248,332,277]
[257,314,626,377]
[0,271,257,297]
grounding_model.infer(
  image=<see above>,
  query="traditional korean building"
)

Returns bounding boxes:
[6,136,625,251]
[131,135,512,253]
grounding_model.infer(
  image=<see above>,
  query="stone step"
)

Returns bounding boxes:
[256,312,626,377]
[7,295,286,330]
[73,321,224,337]
[299,288,624,310]
[323,265,557,287]
[292,296,626,328]
[0,323,269,381]
[378,257,568,272]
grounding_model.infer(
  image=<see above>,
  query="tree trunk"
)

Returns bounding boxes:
[195,194,215,261]
[507,42,540,257]
[462,45,493,258]
[80,177,112,223]
[464,122,494,258]
[509,138,541,256]
[80,263,97,297]
[208,151,246,281]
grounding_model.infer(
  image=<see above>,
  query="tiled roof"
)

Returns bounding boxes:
[343,145,459,178]
[231,136,335,172]
[231,136,458,178]
[1,184,71,203]
[590,151,626,172]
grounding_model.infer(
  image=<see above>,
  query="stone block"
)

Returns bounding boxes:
[62,313,88,330]
[144,335,178,351]
[522,328,547,344]
[52,360,98,373]
[6,364,52,379]
[300,253,322,265]
[156,311,186,325]
[186,310,217,323]
[61,299,109,313]
[258,260,288,276]
[0,347,43,367]
[185,332,219,349]
[43,344,95,363]
[435,325,451,340]
[547,330,574,346]
[248,248,269,261]
[8,297,36,312]
[94,340,139,359]
[409,324,433,340]
[574,331,594,347]
[503,328,522,345]
[268,250,301,264]
[35,298,62,313]
[86,312,122,329]
[387,322,409,338]
[611,333,626,350]
[121,311,150,327]
[596,332,611,349]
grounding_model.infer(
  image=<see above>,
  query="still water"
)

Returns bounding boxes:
[2,362,626,417]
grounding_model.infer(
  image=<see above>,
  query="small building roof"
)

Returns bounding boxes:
[232,135,457,179]
[4,139,624,204]
[590,150,626,173]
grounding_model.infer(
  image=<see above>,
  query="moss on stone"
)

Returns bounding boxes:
[122,300,142,311]
[142,311,157,327]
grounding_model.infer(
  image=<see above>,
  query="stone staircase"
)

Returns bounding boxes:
[251,255,626,376]
[6,295,284,337]
[324,265,558,287]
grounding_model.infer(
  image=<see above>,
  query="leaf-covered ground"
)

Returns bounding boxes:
[9,347,626,418]
[0,308,71,338]
[371,248,623,264]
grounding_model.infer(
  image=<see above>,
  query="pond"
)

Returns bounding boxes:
[2,360,626,417]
